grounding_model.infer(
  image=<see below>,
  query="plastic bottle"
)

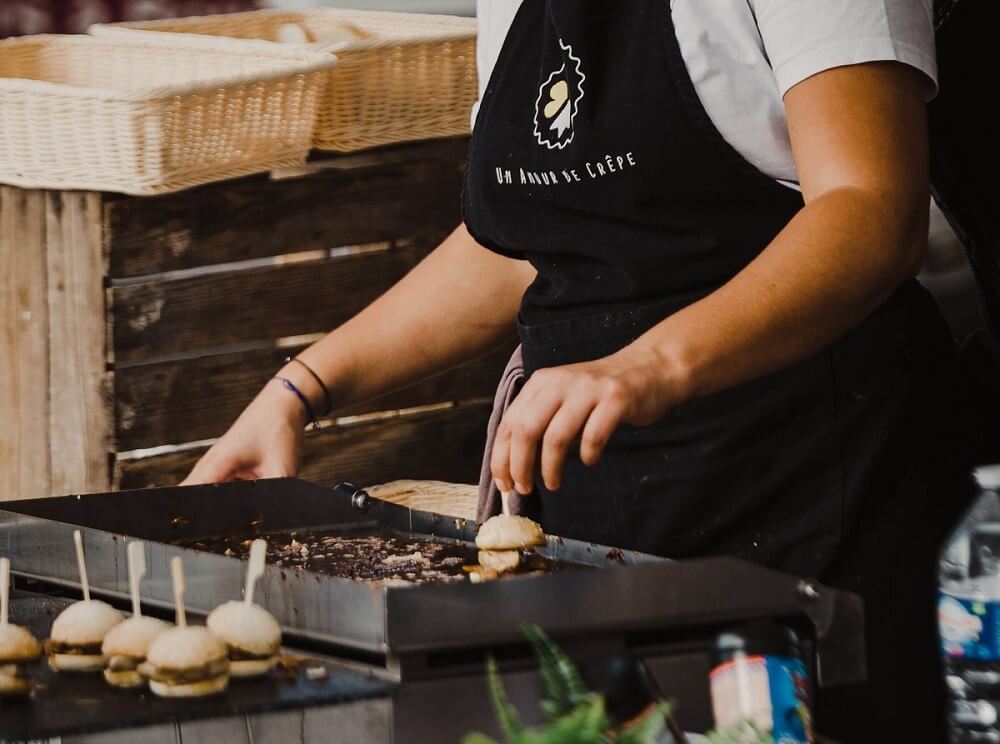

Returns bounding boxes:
[941,466,1000,739]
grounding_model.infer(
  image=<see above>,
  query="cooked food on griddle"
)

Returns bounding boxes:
[101,615,171,688]
[140,625,231,698]
[0,622,42,697]
[46,600,124,672]
[475,515,546,551]
[478,549,521,574]
[206,602,281,678]
[466,514,548,581]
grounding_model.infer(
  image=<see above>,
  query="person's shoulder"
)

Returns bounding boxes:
[748,0,937,99]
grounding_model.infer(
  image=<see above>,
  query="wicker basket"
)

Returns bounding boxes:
[90,9,477,152]
[0,34,334,195]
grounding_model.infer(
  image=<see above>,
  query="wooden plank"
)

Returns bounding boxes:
[0,187,51,500]
[105,140,467,278]
[114,402,492,491]
[46,192,112,495]
[114,345,512,451]
[110,240,437,366]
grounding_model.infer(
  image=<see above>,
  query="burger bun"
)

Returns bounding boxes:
[50,600,124,646]
[102,615,171,659]
[207,602,281,658]
[475,515,545,551]
[149,674,229,698]
[0,624,41,662]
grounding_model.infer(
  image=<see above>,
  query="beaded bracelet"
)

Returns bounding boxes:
[271,376,319,429]
[285,356,333,416]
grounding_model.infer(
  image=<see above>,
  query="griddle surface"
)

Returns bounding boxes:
[179,526,582,584]
[0,595,392,739]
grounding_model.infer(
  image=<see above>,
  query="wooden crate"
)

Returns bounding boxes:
[0,138,506,500]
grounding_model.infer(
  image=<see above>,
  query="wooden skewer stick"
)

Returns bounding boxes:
[171,557,186,629]
[501,490,513,517]
[73,530,91,602]
[244,539,267,607]
[128,541,146,618]
[0,557,9,627]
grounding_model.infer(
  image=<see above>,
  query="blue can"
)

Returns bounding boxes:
[710,623,813,744]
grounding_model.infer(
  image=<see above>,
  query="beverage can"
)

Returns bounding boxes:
[710,623,812,744]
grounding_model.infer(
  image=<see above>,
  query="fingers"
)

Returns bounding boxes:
[181,452,238,486]
[540,395,598,491]
[492,382,561,494]
[580,396,627,466]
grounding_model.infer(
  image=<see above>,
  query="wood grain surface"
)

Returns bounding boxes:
[114,402,492,491]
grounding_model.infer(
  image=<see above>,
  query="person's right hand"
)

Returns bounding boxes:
[181,376,309,485]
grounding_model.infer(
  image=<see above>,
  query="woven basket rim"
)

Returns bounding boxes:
[91,7,477,49]
[0,33,336,102]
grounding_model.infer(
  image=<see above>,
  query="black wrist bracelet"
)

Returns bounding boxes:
[285,356,333,417]
[271,376,319,430]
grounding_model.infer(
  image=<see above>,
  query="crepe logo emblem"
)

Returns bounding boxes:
[533,38,585,150]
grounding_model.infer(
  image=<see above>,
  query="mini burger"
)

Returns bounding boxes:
[46,600,124,672]
[0,623,42,697]
[101,615,171,688]
[140,626,230,698]
[470,514,547,579]
[206,601,281,678]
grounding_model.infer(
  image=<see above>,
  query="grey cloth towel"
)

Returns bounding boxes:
[476,345,526,524]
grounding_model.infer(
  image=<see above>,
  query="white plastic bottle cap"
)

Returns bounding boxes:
[975,465,1000,491]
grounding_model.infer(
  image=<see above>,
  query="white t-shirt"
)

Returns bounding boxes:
[473,0,938,187]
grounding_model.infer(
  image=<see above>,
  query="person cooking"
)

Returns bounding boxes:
[184,1,973,740]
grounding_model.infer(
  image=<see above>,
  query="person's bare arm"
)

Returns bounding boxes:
[491,61,931,494]
[184,224,535,484]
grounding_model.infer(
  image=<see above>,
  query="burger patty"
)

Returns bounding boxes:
[141,656,229,684]
[44,640,103,656]
[107,655,139,672]
[229,647,277,662]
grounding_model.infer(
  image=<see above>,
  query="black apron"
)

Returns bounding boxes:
[463,2,974,741]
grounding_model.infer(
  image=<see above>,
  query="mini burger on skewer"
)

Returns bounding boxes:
[0,557,42,697]
[101,541,170,688]
[46,531,124,672]
[207,539,282,678]
[140,557,230,698]
[470,492,546,581]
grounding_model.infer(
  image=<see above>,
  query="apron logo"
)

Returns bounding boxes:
[534,39,585,150]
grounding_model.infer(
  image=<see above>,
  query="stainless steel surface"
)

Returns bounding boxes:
[0,478,865,687]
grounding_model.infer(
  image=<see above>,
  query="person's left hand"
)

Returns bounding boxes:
[490,344,687,494]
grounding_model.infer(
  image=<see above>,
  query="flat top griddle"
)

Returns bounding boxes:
[0,593,392,740]
[0,478,866,687]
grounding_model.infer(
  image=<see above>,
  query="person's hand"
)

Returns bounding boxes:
[181,376,309,485]
[490,344,688,494]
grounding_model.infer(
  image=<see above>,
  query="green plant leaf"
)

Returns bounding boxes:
[485,655,526,742]
[462,735,502,744]
[522,624,590,710]
[616,702,673,744]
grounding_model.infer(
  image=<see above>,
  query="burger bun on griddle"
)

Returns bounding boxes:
[475,515,546,551]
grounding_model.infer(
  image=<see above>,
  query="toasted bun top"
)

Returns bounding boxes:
[146,626,228,671]
[102,616,172,658]
[50,600,124,645]
[0,623,42,662]
[206,602,281,656]
[475,515,546,550]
